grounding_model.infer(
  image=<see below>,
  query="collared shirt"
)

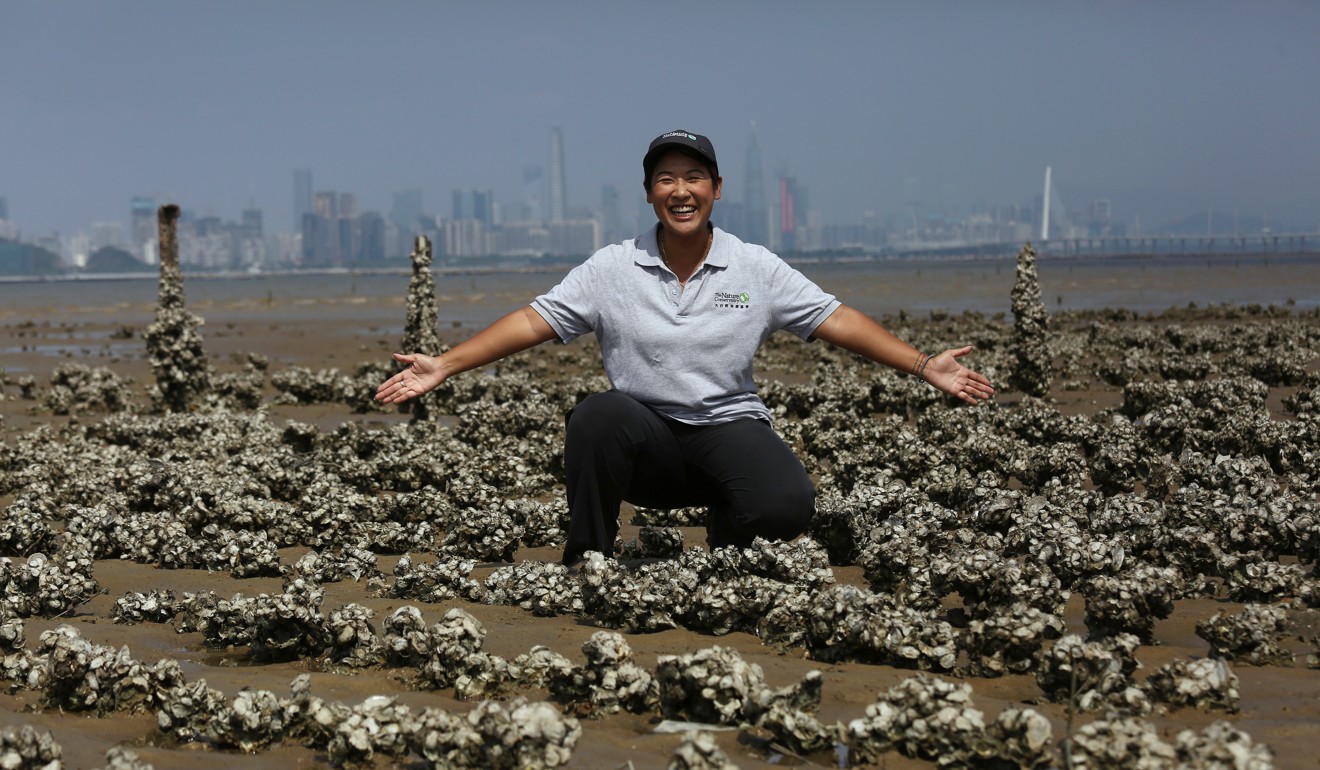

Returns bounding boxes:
[531,225,841,425]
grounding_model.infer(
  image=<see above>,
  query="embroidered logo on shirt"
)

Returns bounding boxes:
[714,292,751,309]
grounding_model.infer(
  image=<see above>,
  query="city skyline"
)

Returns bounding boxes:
[3,1,1318,244]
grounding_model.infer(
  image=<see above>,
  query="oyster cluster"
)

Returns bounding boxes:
[0,549,100,618]
[846,673,1053,768]
[0,725,62,770]
[162,672,580,769]
[1144,656,1241,712]
[1009,241,1051,397]
[547,630,657,717]
[1067,717,1273,770]
[1196,603,1295,665]
[142,204,211,412]
[668,730,740,770]
[43,363,138,415]
[1035,633,1149,714]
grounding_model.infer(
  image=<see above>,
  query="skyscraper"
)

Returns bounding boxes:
[130,196,156,259]
[743,122,768,247]
[0,196,8,221]
[338,193,357,221]
[472,190,494,226]
[314,191,337,220]
[452,189,494,226]
[549,127,567,222]
[390,189,424,235]
[241,206,264,240]
[293,169,313,232]
[452,190,471,222]
[778,176,797,253]
[600,184,621,244]
[522,166,544,223]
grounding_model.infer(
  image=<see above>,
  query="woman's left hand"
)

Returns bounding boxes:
[922,346,995,405]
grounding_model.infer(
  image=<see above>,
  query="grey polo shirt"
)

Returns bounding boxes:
[531,225,841,425]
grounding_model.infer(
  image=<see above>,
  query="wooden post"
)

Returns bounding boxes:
[158,204,180,269]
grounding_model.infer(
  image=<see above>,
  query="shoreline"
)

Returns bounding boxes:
[4,249,1319,286]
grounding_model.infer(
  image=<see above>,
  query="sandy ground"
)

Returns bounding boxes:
[2,268,1319,770]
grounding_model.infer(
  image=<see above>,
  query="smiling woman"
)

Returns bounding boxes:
[376,129,995,566]
[643,132,723,287]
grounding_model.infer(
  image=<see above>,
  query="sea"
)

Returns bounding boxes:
[2,253,1317,331]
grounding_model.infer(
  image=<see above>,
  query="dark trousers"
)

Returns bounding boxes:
[561,390,815,564]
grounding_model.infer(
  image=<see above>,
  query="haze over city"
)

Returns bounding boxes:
[3,0,1318,261]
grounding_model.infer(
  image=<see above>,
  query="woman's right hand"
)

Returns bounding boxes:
[375,352,445,404]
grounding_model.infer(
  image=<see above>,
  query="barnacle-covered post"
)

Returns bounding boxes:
[144,204,211,412]
[400,235,440,420]
[1008,242,1051,397]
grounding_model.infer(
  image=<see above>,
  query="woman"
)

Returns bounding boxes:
[376,129,995,565]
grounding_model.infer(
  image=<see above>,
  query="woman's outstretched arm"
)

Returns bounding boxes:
[375,305,558,404]
[810,304,995,405]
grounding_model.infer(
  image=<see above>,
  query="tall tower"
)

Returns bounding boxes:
[293,168,313,233]
[743,122,768,246]
[1040,166,1052,241]
[778,176,797,253]
[549,127,567,222]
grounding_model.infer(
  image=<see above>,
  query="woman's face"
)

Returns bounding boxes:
[647,149,722,239]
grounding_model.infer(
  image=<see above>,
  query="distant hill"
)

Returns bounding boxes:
[0,240,63,276]
[85,246,150,273]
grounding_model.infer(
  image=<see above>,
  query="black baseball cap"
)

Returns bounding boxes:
[643,130,719,187]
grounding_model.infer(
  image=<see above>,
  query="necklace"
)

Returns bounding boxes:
[658,227,713,286]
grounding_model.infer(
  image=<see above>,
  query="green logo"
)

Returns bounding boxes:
[714,291,750,309]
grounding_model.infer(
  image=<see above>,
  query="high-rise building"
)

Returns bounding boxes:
[0,196,8,221]
[338,193,357,220]
[452,190,471,222]
[390,189,424,235]
[130,196,156,259]
[548,219,601,257]
[293,169,313,233]
[314,191,337,220]
[444,219,490,259]
[241,206,264,240]
[357,212,386,262]
[472,189,493,226]
[521,166,543,223]
[600,184,621,244]
[743,123,768,247]
[452,189,494,226]
[549,127,567,222]
[778,176,797,253]
[91,222,128,254]
[308,192,341,262]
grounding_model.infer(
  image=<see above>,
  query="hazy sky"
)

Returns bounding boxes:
[4,0,1318,238]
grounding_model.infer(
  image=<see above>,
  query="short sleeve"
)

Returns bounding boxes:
[530,257,599,343]
[769,258,842,340]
